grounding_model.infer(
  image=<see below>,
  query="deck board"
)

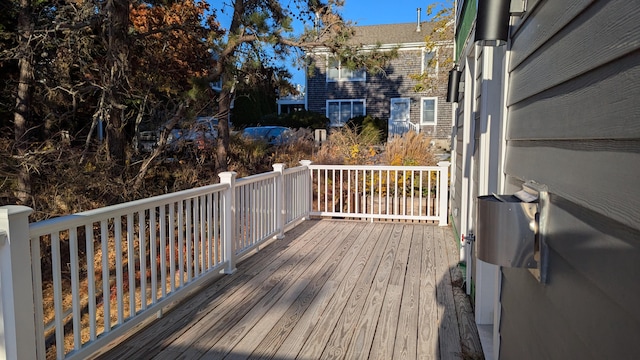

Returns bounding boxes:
[296,223,382,359]
[344,224,399,359]
[419,225,439,359]
[167,221,354,360]
[320,223,393,359]
[393,225,423,359]
[202,220,353,359]
[369,225,413,360]
[96,220,483,360]
[436,227,463,360]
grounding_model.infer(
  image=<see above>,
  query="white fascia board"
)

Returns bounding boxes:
[309,42,426,55]
[307,40,453,55]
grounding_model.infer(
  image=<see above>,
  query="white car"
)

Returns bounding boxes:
[166,117,218,151]
[138,117,219,153]
[241,126,294,145]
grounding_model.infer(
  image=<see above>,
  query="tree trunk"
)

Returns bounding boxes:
[215,88,232,173]
[104,0,130,172]
[13,0,33,205]
[132,103,185,190]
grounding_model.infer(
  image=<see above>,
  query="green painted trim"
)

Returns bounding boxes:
[455,0,477,61]
[450,213,461,253]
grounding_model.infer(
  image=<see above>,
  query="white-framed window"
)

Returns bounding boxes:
[421,97,437,125]
[421,49,438,76]
[327,56,366,82]
[327,99,366,126]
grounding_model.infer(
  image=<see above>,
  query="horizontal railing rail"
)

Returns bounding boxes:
[0,161,449,360]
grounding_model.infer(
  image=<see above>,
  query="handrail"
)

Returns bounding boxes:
[283,163,312,227]
[310,164,441,171]
[233,171,280,258]
[29,183,228,238]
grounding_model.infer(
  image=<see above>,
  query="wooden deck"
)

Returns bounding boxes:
[97,220,482,360]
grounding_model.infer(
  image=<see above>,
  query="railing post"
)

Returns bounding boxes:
[0,205,37,360]
[273,163,286,239]
[300,160,313,219]
[437,161,451,226]
[219,172,238,274]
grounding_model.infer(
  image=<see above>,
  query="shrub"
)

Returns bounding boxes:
[272,128,315,167]
[382,131,437,166]
[313,124,381,165]
[346,115,387,144]
[227,132,273,176]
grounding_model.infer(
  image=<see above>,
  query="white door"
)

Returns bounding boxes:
[389,98,410,137]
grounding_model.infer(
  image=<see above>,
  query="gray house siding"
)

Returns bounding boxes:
[500,0,640,358]
[307,49,451,140]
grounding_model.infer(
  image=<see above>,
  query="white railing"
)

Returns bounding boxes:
[27,182,231,360]
[283,161,313,226]
[233,171,281,260]
[0,161,449,360]
[0,163,312,360]
[309,162,450,224]
[388,120,420,138]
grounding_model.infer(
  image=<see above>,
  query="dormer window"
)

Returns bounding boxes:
[327,57,366,82]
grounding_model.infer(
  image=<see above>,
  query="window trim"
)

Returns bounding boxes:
[326,99,366,127]
[326,56,366,82]
[420,97,438,125]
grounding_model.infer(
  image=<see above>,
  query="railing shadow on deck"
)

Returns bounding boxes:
[94,219,319,360]
[0,161,451,360]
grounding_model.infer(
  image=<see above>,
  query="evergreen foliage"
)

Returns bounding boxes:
[346,115,387,144]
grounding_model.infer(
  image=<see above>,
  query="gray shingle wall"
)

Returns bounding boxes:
[307,50,451,140]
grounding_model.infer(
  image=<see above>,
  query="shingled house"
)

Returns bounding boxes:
[305,21,453,147]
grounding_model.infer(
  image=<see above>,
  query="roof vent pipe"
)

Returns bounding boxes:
[416,8,421,32]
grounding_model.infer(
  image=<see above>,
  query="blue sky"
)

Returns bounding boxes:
[341,0,437,26]
[289,0,439,84]
[213,1,438,85]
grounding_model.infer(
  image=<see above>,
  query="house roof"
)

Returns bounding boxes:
[349,22,436,46]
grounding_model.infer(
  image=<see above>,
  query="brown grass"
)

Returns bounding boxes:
[40,221,226,359]
[312,125,381,165]
[383,131,437,166]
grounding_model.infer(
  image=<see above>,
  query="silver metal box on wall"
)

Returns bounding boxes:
[476,194,538,268]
